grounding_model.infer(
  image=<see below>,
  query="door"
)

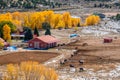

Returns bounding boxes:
[34,42,39,49]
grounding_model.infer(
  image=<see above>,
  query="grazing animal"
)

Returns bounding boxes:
[71,54,74,57]
[69,64,74,67]
[99,57,102,59]
[62,43,65,46]
[60,61,65,65]
[75,47,78,50]
[79,60,84,65]
[79,68,84,72]
[74,51,77,55]
[64,59,67,62]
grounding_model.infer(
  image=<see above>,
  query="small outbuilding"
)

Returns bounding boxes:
[104,38,112,43]
[28,35,59,49]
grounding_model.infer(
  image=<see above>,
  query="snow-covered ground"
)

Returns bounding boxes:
[81,20,120,36]
[58,64,120,80]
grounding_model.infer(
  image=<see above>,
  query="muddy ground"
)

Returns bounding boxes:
[59,37,120,71]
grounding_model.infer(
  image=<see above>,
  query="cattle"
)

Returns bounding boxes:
[69,64,74,67]
[79,60,84,65]
[79,67,84,72]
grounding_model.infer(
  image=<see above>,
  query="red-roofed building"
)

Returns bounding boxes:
[28,35,59,49]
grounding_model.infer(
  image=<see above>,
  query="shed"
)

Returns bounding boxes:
[104,38,112,43]
[28,35,59,49]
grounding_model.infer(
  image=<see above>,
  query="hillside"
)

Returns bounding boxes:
[0,0,119,10]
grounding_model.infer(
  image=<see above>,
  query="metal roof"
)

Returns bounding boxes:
[29,35,59,44]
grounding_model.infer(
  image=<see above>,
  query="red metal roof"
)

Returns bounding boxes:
[29,35,59,43]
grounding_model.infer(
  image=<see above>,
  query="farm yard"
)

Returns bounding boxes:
[1,27,120,79]
[57,36,120,80]
[0,8,120,80]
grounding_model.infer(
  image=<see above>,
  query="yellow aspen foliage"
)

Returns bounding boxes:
[0,41,4,48]
[0,11,105,29]
[62,12,72,28]
[56,20,65,29]
[12,12,22,21]
[0,12,12,22]
[52,14,62,28]
[2,61,58,80]
[30,12,45,29]
[0,38,4,48]
[12,20,22,27]
[95,16,101,24]
[71,18,80,27]
[85,15,100,26]
[3,24,11,41]
[22,12,31,27]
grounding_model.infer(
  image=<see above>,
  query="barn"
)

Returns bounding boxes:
[28,35,59,49]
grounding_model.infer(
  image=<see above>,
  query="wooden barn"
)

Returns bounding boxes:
[28,35,59,49]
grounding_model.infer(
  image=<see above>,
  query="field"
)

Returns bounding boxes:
[0,51,59,65]
[60,37,120,68]
[1,27,120,79]
[57,36,120,80]
[0,8,120,79]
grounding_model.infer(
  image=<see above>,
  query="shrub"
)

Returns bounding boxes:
[2,61,58,80]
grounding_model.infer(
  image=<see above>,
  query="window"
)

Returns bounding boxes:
[30,43,32,46]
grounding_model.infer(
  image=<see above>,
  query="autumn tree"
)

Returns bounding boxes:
[62,12,72,28]
[0,41,4,49]
[56,20,65,29]
[0,21,16,38]
[71,18,80,27]
[2,61,58,80]
[3,24,11,41]
[85,15,100,26]
[30,12,45,29]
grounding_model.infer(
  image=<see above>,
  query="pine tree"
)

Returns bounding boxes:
[45,29,51,35]
[34,27,39,37]
[24,28,33,41]
[42,22,51,30]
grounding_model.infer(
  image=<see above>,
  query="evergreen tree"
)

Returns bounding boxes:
[34,27,39,36]
[24,28,33,41]
[116,14,120,21]
[42,22,51,30]
[45,29,51,35]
